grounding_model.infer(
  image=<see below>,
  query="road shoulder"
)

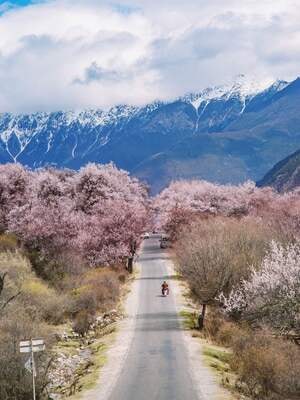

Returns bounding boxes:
[79,264,141,400]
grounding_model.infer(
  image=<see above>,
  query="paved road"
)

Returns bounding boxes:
[108,235,199,400]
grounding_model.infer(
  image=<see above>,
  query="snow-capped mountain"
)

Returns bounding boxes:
[0,76,299,193]
[183,74,275,109]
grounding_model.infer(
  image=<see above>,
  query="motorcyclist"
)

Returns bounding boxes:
[161,281,169,296]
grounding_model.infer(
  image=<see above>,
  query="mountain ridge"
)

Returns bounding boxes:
[0,75,299,193]
[257,148,300,192]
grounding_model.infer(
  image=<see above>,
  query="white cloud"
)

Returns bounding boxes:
[0,0,299,112]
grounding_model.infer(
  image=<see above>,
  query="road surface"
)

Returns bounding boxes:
[108,235,199,400]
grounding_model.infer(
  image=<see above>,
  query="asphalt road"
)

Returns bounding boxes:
[108,235,199,400]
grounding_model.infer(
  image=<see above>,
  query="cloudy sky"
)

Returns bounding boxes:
[0,0,299,112]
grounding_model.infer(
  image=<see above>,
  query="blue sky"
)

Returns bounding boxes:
[1,0,35,7]
[4,0,44,4]
[0,0,299,112]
[10,1,33,4]
[0,1,41,13]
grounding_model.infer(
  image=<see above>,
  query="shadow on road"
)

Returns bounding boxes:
[137,275,179,281]
[139,254,171,261]
[136,312,179,319]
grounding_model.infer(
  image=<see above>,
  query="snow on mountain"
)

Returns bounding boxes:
[0,76,292,171]
[183,74,277,111]
[0,105,142,161]
[261,79,289,94]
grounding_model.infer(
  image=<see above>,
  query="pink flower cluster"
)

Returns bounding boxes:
[0,163,149,266]
[154,179,300,236]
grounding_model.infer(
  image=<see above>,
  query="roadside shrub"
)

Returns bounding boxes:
[231,331,300,399]
[71,285,98,315]
[0,251,32,314]
[201,309,224,339]
[0,233,19,252]
[26,249,71,284]
[215,320,246,347]
[73,310,92,337]
[71,269,120,315]
[118,273,126,283]
[22,278,68,324]
[201,310,300,399]
[202,309,247,347]
[0,250,67,324]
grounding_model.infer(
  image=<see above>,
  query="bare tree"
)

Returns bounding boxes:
[175,217,270,329]
[177,241,233,328]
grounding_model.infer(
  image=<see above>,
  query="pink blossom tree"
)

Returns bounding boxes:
[4,163,149,270]
[0,163,31,231]
[154,179,286,238]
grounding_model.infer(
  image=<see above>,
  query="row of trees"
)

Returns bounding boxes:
[0,163,149,277]
[156,179,300,332]
[158,179,300,399]
[154,179,300,241]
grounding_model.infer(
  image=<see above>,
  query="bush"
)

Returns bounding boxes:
[26,249,68,284]
[22,278,69,324]
[0,251,32,314]
[0,233,19,252]
[201,308,247,348]
[73,310,92,337]
[201,309,224,339]
[231,331,300,399]
[205,313,300,399]
[215,321,246,347]
[0,250,67,324]
[71,269,120,316]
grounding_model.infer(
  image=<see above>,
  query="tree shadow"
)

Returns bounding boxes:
[137,275,180,281]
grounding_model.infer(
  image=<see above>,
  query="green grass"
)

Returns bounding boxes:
[76,342,108,392]
[54,339,81,356]
[179,310,198,330]
[202,344,239,396]
[68,330,117,399]
[203,344,232,374]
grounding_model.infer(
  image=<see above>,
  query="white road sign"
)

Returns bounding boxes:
[20,338,44,400]
[19,339,45,353]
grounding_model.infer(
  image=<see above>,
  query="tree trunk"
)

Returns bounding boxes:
[127,256,133,274]
[0,273,7,296]
[198,304,207,330]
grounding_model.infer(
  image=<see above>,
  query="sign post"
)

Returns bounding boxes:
[19,338,45,400]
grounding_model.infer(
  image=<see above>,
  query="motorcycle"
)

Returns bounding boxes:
[162,287,169,297]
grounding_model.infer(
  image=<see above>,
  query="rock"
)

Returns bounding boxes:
[49,309,124,396]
